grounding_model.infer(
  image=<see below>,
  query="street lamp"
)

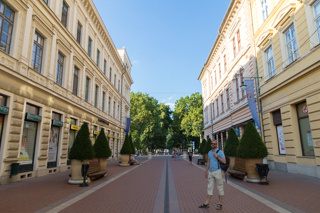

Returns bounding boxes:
[240,76,262,92]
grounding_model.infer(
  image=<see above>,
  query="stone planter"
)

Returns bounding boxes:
[203,153,208,162]
[99,158,107,170]
[120,154,130,167]
[244,158,263,183]
[228,156,236,169]
[68,159,90,184]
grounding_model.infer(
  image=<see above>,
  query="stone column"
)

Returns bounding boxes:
[72,1,78,36]
[47,26,57,90]
[92,76,96,105]
[67,46,74,94]
[84,18,89,52]
[81,63,87,100]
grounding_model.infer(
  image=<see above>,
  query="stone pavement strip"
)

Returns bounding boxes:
[0,156,320,213]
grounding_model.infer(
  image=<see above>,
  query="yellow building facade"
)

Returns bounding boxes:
[0,0,133,184]
[251,0,320,177]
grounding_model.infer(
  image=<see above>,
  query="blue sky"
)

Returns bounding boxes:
[93,0,231,110]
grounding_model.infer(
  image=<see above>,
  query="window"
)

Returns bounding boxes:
[216,99,219,116]
[104,59,107,75]
[237,30,241,51]
[73,66,79,95]
[96,49,100,67]
[56,52,64,86]
[235,75,239,102]
[212,102,215,119]
[85,77,90,102]
[226,89,230,109]
[221,94,224,113]
[297,102,314,156]
[315,1,320,42]
[261,0,269,21]
[32,32,44,73]
[94,85,98,108]
[108,97,111,115]
[102,91,106,112]
[43,0,48,5]
[240,73,244,98]
[285,25,298,64]
[273,110,286,155]
[266,46,275,77]
[49,112,62,168]
[114,74,116,86]
[233,37,236,57]
[118,80,120,91]
[117,105,120,120]
[76,22,82,45]
[0,1,14,54]
[88,37,92,57]
[113,101,116,118]
[224,55,227,73]
[219,64,221,79]
[109,68,112,81]
[61,1,68,28]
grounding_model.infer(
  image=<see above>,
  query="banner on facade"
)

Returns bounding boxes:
[126,118,130,134]
[245,79,261,131]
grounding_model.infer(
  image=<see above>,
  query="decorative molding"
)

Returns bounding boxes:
[272,3,297,29]
[257,29,274,48]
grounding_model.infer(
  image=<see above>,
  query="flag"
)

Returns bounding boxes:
[245,79,261,131]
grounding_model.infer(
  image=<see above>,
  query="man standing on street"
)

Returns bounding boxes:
[198,140,226,210]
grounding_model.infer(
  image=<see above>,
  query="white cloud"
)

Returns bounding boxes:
[165,102,175,111]
[168,96,173,101]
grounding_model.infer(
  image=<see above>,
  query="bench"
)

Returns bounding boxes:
[227,157,246,180]
[198,159,206,165]
[87,160,108,181]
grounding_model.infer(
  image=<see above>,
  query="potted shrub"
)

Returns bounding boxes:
[129,134,135,155]
[198,139,206,158]
[237,122,268,182]
[93,129,111,170]
[224,128,239,169]
[68,123,95,184]
[119,134,132,166]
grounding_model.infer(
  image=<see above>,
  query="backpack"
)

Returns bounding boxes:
[216,150,230,172]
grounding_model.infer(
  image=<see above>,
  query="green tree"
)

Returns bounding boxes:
[199,139,207,154]
[224,128,239,157]
[69,123,95,161]
[237,122,268,158]
[93,129,111,158]
[203,137,212,154]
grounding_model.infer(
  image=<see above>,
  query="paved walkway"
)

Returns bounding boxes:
[0,156,319,213]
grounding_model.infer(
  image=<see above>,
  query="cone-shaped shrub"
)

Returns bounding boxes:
[120,134,132,155]
[93,129,111,158]
[69,123,95,161]
[203,137,212,154]
[224,128,239,157]
[237,122,268,158]
[199,139,206,154]
[129,134,135,154]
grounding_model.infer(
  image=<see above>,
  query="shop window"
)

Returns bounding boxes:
[297,102,314,156]
[20,104,42,173]
[0,94,8,151]
[31,32,44,73]
[273,110,286,155]
[48,112,63,168]
[0,1,14,54]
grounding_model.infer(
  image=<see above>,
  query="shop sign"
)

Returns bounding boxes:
[94,131,99,135]
[235,127,240,135]
[52,120,63,127]
[117,137,120,139]
[302,104,308,114]
[26,113,42,122]
[0,105,9,114]
[113,136,116,138]
[70,125,79,130]
[98,118,109,125]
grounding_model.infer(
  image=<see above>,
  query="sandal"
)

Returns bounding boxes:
[216,204,222,210]
[198,203,209,208]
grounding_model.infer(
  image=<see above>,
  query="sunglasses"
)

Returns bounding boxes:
[211,143,217,145]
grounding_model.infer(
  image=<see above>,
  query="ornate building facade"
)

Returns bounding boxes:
[0,0,133,184]
[198,0,258,148]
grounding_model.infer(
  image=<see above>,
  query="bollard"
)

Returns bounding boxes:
[79,163,89,187]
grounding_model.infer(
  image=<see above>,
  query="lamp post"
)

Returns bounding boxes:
[240,76,263,132]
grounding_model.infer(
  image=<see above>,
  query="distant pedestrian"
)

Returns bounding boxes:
[172,150,174,158]
[198,140,226,210]
[174,150,177,160]
[177,149,180,160]
[197,154,203,164]
[188,150,193,164]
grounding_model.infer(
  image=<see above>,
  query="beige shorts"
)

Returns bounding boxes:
[207,170,224,196]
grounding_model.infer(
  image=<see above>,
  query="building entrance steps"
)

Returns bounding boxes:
[0,156,320,213]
